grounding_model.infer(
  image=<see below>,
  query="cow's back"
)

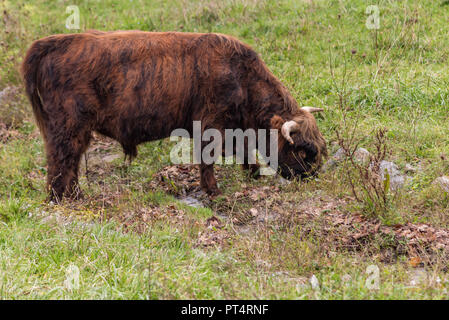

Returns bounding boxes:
[26,31,260,150]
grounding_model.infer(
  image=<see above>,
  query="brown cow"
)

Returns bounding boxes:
[21,31,327,201]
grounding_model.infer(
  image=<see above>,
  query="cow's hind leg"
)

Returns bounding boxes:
[44,116,92,202]
[45,128,91,201]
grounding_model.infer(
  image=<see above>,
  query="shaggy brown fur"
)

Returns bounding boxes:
[21,31,327,200]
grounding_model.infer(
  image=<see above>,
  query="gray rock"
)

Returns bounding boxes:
[0,86,19,105]
[309,275,320,290]
[333,147,370,163]
[378,160,407,190]
[322,147,371,172]
[323,147,410,190]
[433,176,449,193]
[404,163,417,173]
[354,148,371,163]
[321,159,337,172]
[332,148,347,161]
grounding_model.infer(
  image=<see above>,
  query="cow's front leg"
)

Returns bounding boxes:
[241,137,260,179]
[198,120,223,196]
[200,163,221,196]
[242,163,261,179]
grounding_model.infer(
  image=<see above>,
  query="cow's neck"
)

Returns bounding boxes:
[247,80,300,131]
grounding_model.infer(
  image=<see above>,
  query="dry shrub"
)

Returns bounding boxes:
[336,128,395,219]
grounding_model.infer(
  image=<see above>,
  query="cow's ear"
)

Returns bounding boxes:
[270,115,284,129]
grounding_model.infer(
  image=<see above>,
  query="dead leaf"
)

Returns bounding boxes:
[206,216,223,229]
[409,256,423,268]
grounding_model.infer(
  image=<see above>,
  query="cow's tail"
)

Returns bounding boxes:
[21,38,57,141]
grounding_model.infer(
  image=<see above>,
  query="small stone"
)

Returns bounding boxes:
[354,148,371,163]
[322,147,371,172]
[378,160,407,190]
[332,148,346,161]
[335,147,370,163]
[433,176,449,193]
[404,163,417,173]
[249,208,258,217]
[0,86,19,104]
[310,275,320,290]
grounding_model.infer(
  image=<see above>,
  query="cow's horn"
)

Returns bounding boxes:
[301,106,324,113]
[281,120,300,145]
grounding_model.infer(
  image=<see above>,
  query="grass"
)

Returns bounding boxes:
[0,0,448,299]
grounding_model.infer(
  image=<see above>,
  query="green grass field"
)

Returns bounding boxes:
[0,0,448,299]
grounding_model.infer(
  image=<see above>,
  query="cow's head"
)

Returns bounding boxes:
[271,107,327,179]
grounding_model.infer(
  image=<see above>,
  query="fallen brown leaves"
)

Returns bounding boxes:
[0,122,22,142]
[215,185,283,225]
[150,164,202,195]
[146,165,449,265]
[290,198,449,266]
[196,215,229,248]
[117,205,230,248]
[117,204,189,234]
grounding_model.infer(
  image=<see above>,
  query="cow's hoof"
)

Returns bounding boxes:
[251,170,261,180]
[242,164,261,180]
[205,187,222,198]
